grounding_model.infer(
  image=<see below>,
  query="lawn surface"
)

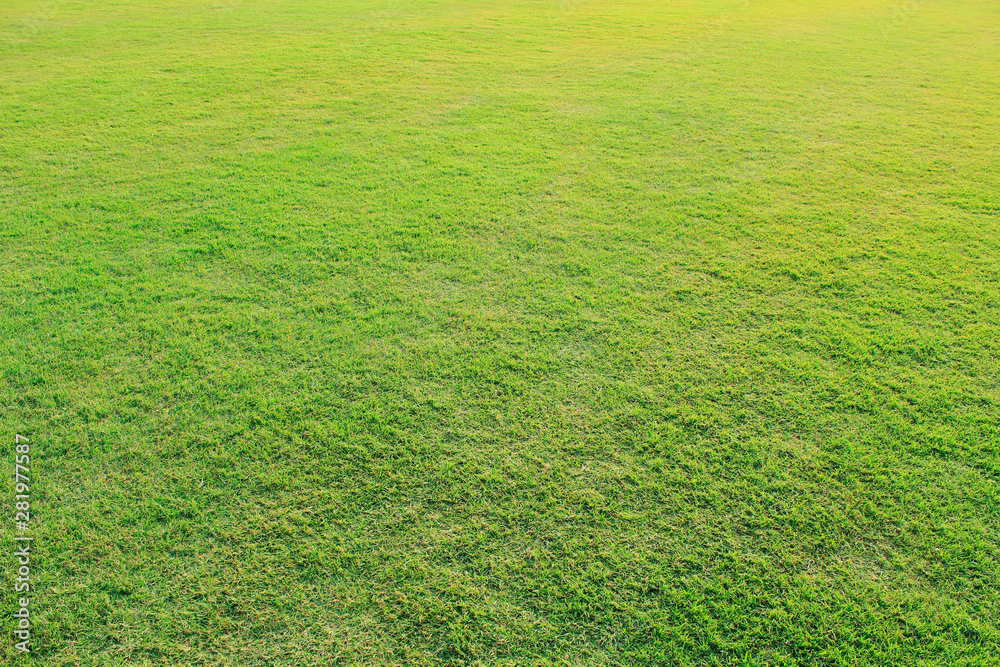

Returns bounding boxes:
[1,0,998,665]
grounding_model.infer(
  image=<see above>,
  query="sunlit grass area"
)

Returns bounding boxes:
[1,0,998,664]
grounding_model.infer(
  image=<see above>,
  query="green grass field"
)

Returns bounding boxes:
[2,0,998,664]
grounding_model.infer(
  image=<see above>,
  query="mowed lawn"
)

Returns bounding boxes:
[1,0,998,664]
